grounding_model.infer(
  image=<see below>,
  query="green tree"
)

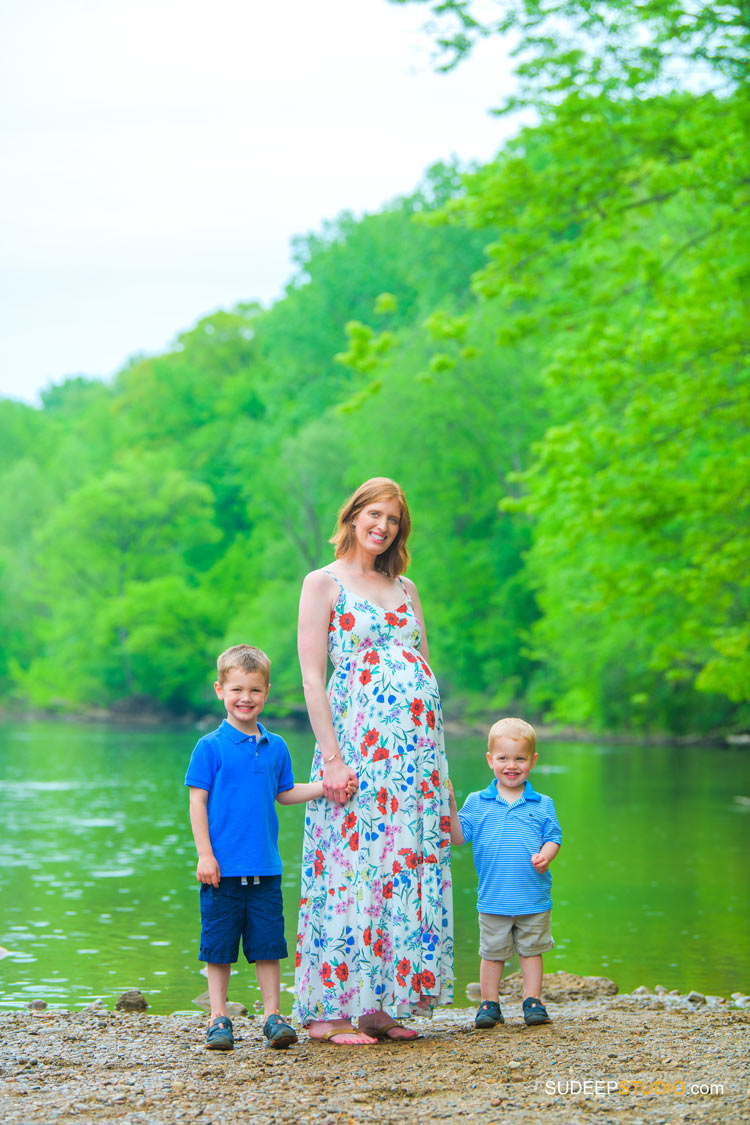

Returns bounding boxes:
[396,0,750,723]
[16,456,221,708]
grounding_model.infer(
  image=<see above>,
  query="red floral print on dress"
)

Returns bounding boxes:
[339,612,355,631]
[396,957,410,986]
[399,848,419,870]
[340,812,357,838]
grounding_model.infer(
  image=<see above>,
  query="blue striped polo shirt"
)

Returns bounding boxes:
[458,779,562,916]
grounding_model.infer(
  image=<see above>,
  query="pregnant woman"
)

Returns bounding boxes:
[294,477,453,1045]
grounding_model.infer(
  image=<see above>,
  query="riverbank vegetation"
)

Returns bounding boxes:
[1,0,747,734]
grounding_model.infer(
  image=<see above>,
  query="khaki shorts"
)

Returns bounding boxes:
[478,911,554,960]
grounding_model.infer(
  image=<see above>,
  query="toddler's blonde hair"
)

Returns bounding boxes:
[488,717,536,755]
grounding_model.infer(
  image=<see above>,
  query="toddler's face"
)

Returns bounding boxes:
[486,736,537,793]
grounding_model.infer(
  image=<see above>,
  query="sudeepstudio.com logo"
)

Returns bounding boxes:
[546,1079,724,1097]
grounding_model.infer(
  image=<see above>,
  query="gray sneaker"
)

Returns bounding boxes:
[206,1015,234,1050]
[523,997,551,1025]
[475,1000,504,1028]
[262,1013,298,1049]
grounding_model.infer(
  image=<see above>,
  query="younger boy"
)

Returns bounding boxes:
[185,644,342,1050]
[448,717,561,1028]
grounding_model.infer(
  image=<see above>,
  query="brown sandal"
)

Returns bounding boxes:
[357,1019,421,1041]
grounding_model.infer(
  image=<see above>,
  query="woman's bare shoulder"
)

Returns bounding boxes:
[301,567,339,595]
[400,574,419,596]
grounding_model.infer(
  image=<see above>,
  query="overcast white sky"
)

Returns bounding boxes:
[1,0,517,404]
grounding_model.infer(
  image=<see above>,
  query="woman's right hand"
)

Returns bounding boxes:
[323,756,358,804]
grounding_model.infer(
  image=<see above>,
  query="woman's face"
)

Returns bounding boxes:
[351,495,401,559]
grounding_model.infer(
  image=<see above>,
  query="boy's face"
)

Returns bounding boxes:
[214,668,269,734]
[486,736,538,794]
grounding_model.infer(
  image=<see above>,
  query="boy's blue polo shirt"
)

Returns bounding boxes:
[458,779,562,916]
[184,719,294,876]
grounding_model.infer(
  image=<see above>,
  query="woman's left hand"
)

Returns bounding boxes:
[323,756,358,804]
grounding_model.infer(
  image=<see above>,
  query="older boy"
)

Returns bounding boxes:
[186,644,338,1050]
[448,717,561,1027]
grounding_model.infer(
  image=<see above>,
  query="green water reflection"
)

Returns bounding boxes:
[0,721,747,1013]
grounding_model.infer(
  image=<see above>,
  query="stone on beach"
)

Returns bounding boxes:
[192,990,248,1018]
[115,989,148,1012]
[500,970,618,1001]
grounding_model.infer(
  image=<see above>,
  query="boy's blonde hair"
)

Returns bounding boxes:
[216,644,271,686]
[488,717,537,755]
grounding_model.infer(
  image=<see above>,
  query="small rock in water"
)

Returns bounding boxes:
[686,990,706,1005]
[27,1000,47,1011]
[466,982,482,1001]
[116,989,148,1012]
[731,992,750,1008]
[654,985,668,995]
[631,986,652,996]
[705,995,726,1006]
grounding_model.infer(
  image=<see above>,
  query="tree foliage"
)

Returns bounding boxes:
[1,4,747,732]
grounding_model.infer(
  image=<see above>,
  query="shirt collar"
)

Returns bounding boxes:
[479,778,541,804]
[220,718,268,745]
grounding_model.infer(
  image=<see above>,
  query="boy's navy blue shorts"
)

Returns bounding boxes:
[199,875,287,965]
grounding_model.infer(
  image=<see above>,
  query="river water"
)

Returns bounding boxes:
[0,721,747,1013]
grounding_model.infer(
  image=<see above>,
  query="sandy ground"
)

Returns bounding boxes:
[1,983,747,1125]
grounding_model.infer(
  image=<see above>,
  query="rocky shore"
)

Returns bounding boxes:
[1,974,747,1125]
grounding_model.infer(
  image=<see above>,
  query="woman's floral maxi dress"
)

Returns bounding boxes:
[294,574,454,1024]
